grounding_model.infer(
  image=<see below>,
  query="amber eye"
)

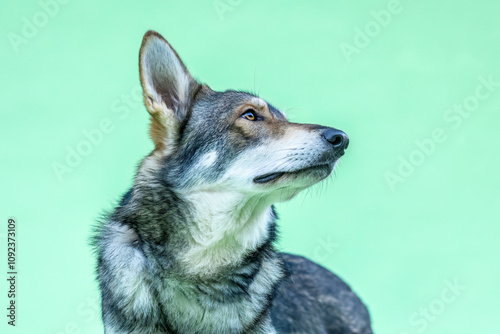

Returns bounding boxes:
[241,109,258,121]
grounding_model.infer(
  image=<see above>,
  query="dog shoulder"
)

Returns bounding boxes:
[271,253,373,334]
[281,253,358,295]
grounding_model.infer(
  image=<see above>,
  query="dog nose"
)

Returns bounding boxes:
[322,128,349,150]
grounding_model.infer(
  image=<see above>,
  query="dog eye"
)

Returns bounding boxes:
[241,109,258,121]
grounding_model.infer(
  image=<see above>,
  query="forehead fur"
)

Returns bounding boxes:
[192,89,287,120]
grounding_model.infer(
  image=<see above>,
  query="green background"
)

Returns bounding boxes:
[1,0,499,333]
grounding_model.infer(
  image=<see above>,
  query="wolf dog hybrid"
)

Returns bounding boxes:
[92,31,372,334]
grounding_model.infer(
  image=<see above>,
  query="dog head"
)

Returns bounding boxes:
[139,31,348,204]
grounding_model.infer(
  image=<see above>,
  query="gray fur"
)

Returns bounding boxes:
[91,30,372,334]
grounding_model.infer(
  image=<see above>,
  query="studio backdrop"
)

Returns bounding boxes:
[1,0,499,333]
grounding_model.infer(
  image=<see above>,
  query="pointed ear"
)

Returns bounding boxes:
[139,31,199,150]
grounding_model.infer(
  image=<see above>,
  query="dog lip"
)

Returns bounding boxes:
[253,172,286,184]
[253,164,331,184]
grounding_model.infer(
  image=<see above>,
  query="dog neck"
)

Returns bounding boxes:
[179,189,274,277]
[127,156,278,277]
[108,158,285,333]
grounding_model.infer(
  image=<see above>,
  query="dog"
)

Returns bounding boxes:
[92,30,372,334]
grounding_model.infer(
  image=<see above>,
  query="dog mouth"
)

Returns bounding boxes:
[253,172,286,184]
[253,164,331,184]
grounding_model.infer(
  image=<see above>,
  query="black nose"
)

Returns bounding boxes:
[322,128,349,150]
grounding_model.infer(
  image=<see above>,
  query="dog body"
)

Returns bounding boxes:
[92,31,372,334]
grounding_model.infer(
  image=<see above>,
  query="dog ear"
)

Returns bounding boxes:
[139,30,199,151]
